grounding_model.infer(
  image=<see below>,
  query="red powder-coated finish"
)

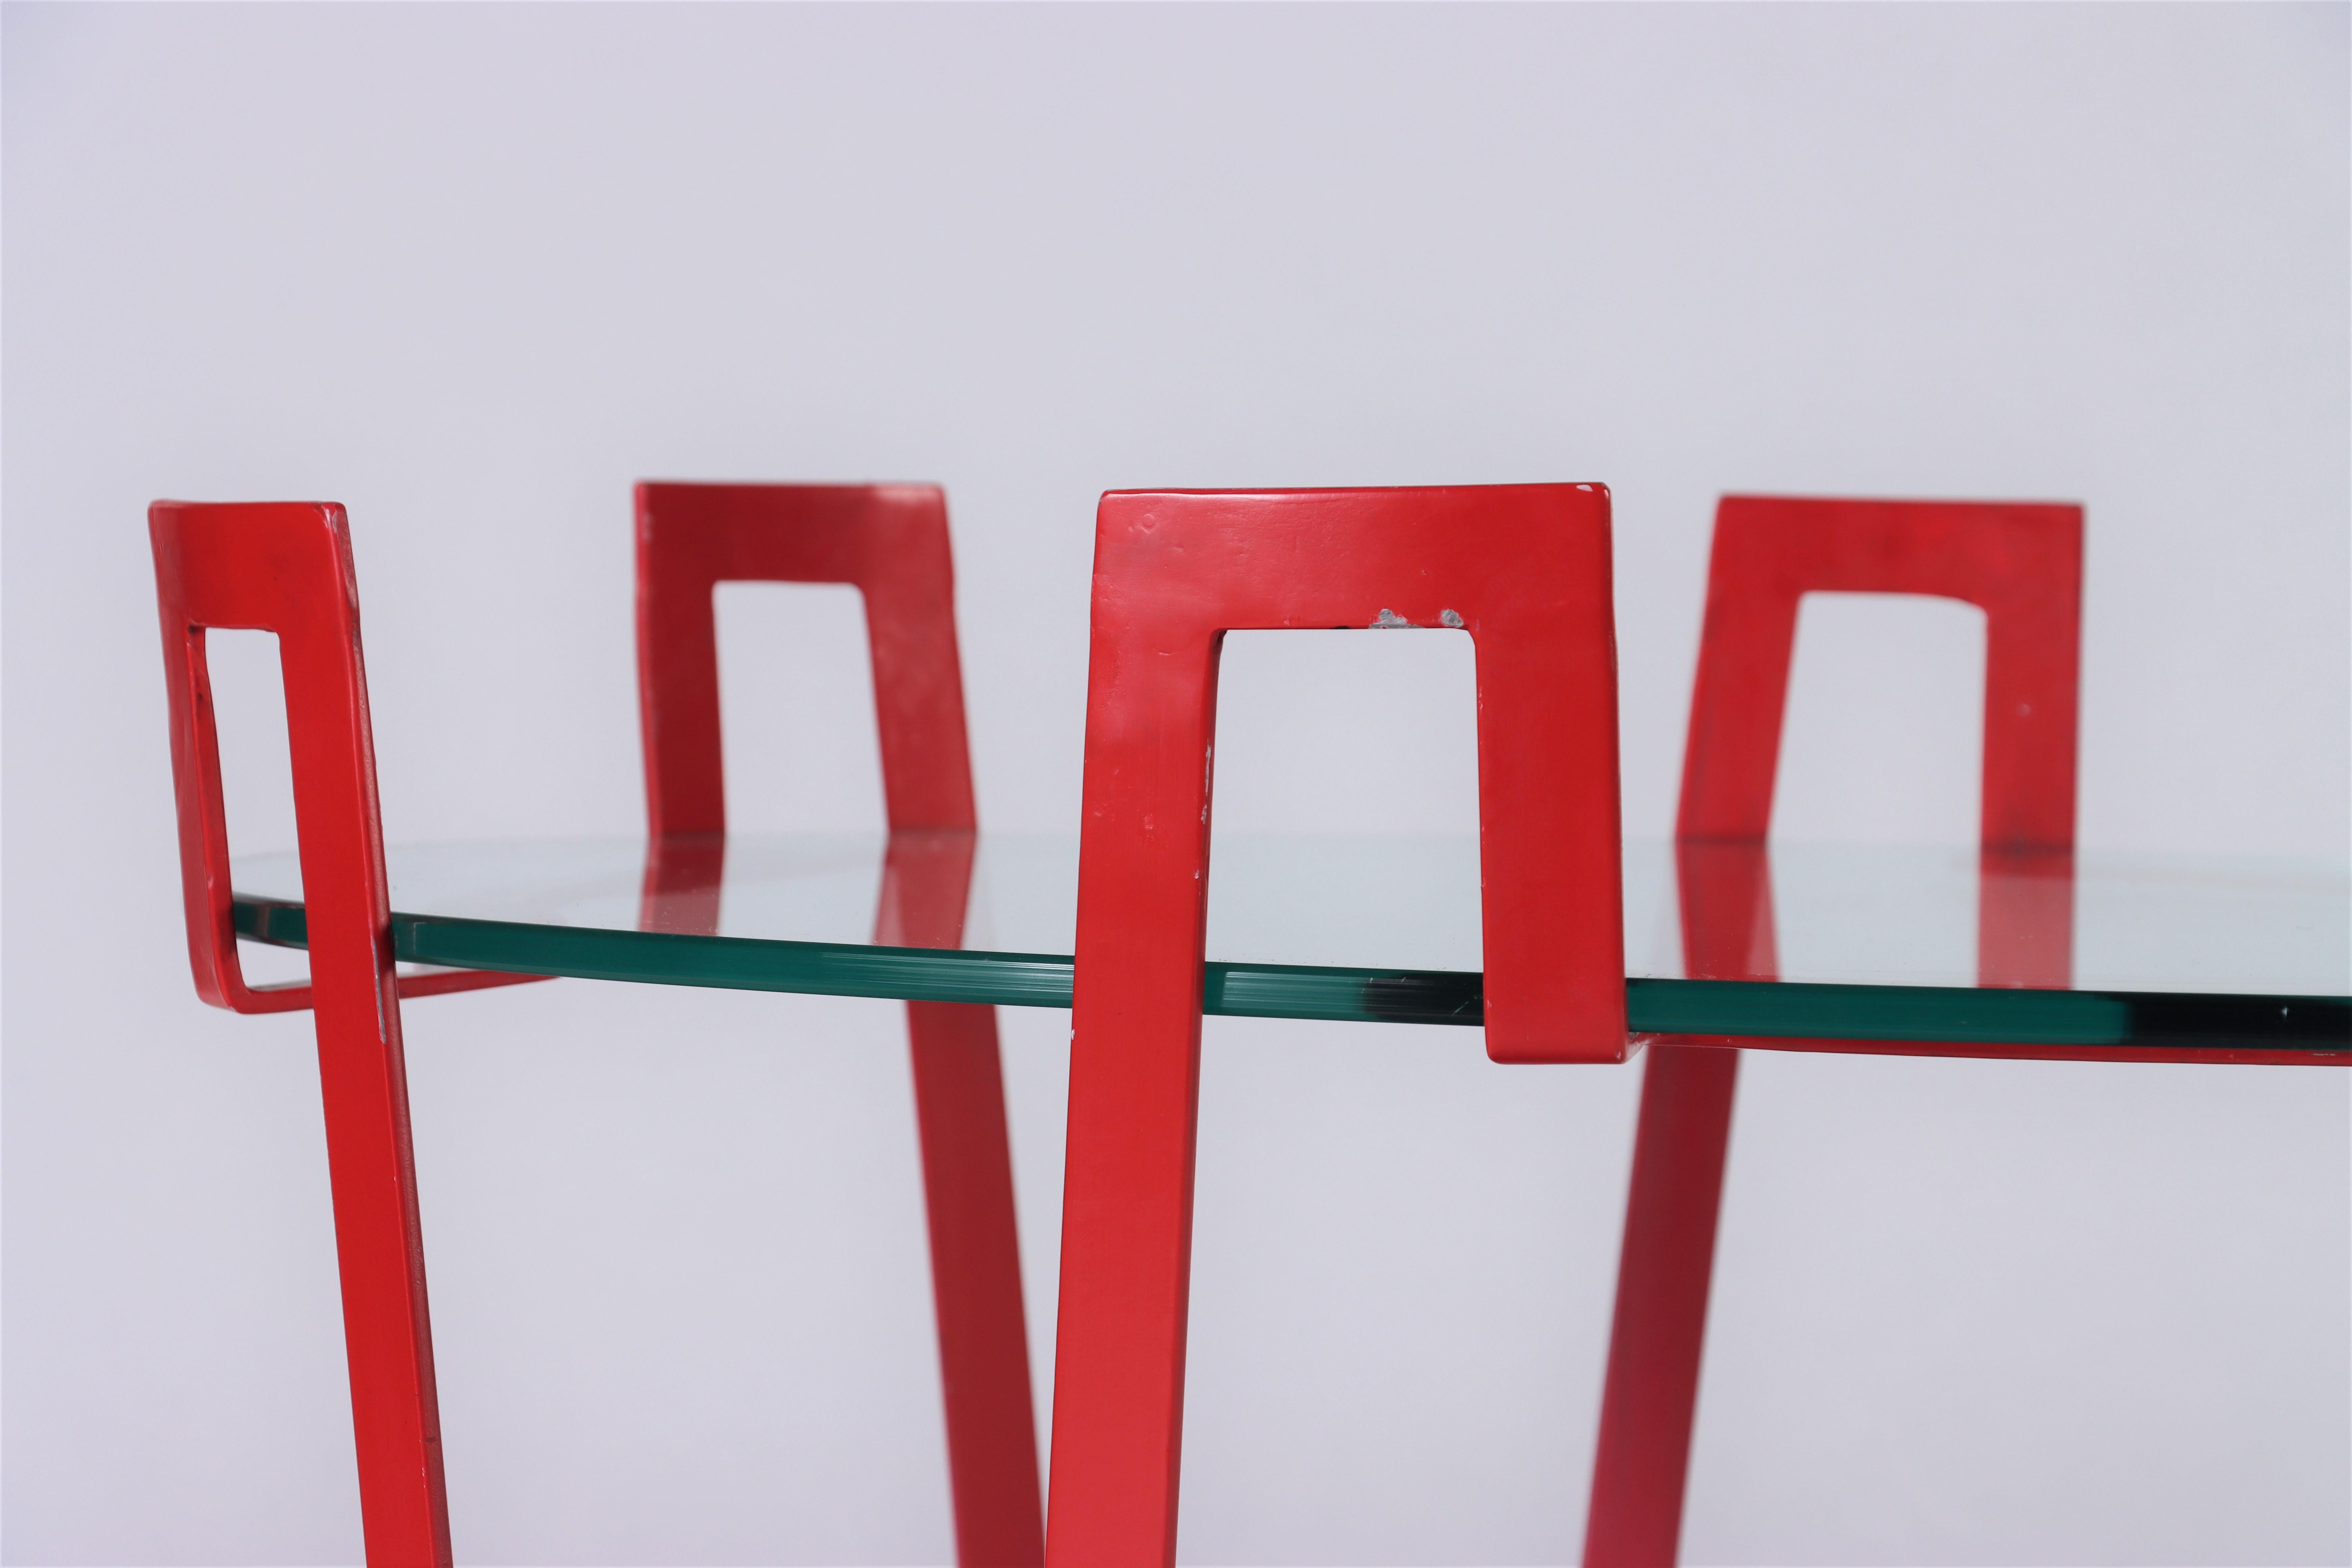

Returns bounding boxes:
[1675,495,2083,850]
[1589,1021,1740,1567]
[1048,486,1626,1567]
[1584,844,1759,1568]
[155,511,546,1017]
[151,501,460,1566]
[635,482,1042,1568]
[1586,495,2085,1567]
[637,482,978,836]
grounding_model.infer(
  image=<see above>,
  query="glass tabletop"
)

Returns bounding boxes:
[229,833,2350,1059]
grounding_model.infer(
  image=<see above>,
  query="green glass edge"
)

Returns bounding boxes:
[230,895,2344,1048]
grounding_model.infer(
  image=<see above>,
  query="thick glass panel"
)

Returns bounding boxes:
[229,834,2349,1054]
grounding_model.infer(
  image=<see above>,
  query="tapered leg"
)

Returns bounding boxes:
[315,997,452,1567]
[1585,1044,1739,1568]
[907,1001,1046,1567]
[1044,1007,1200,1568]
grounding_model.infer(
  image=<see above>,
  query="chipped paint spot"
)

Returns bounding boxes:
[1439,608,1464,628]
[1373,608,1412,628]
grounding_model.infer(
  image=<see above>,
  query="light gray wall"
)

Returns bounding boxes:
[4,4,2345,1564]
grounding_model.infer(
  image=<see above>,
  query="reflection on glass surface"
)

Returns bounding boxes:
[1667,840,2081,990]
[1674,840,1779,982]
[638,829,984,952]
[230,831,2352,1000]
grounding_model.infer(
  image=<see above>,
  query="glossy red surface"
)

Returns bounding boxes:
[634,483,1042,1567]
[1047,485,1626,1566]
[155,514,545,1016]
[151,501,460,1566]
[1675,494,2083,851]
[1587,495,2085,1567]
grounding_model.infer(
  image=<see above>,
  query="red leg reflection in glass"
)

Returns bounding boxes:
[1673,840,1780,986]
[639,833,727,935]
[1979,847,2076,991]
[1587,496,2082,1567]
[634,484,1040,1567]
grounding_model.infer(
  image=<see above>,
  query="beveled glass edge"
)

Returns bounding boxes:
[231,894,2350,1051]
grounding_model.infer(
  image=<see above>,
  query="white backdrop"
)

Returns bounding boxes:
[4,5,2346,1565]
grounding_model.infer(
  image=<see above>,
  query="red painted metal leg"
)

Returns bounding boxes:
[882,830,1045,1565]
[1587,839,1770,1562]
[637,485,1041,1562]
[1050,965,1201,1567]
[1588,495,2085,1564]
[316,998,454,1568]
[152,502,453,1565]
[1585,1045,1737,1568]
[907,999,1047,1566]
[1050,485,1626,1567]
